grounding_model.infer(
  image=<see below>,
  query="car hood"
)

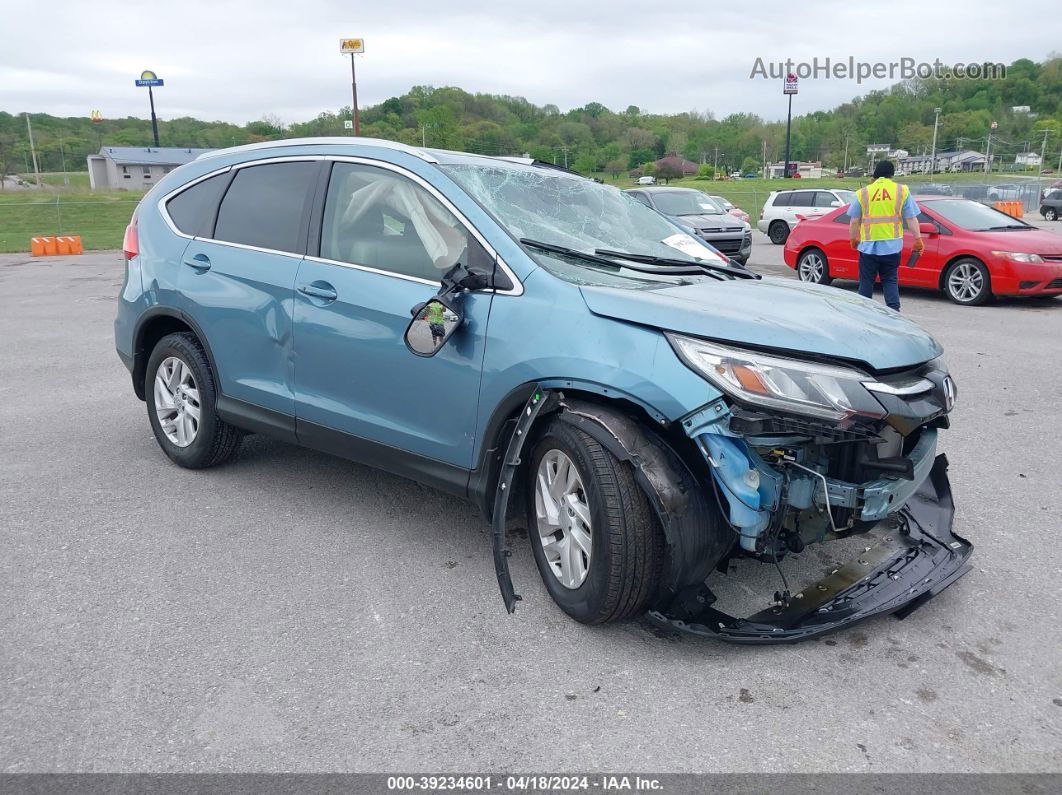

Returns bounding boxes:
[970,228,1062,256]
[580,276,942,372]
[670,213,746,231]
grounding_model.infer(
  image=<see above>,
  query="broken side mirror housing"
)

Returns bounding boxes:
[405,297,463,357]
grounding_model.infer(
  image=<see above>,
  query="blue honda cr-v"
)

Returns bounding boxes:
[116,137,971,643]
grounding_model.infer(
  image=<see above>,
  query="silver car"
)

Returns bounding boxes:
[625,187,752,264]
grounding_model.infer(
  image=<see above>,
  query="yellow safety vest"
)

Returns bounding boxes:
[857,178,909,243]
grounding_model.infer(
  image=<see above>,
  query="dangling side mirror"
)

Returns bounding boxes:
[405,297,463,357]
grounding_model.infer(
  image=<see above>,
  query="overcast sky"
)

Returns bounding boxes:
[1,0,1057,125]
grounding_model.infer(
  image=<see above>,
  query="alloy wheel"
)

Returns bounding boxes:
[534,449,593,589]
[947,262,985,303]
[153,356,201,447]
[799,252,825,282]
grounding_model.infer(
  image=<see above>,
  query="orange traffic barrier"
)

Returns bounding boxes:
[29,235,83,256]
[994,201,1024,219]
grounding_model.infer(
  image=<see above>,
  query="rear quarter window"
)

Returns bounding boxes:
[772,192,792,206]
[165,173,228,236]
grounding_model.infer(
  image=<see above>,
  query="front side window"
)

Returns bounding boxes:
[813,191,839,207]
[214,161,317,254]
[320,162,470,282]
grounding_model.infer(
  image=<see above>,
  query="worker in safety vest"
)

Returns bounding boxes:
[846,160,922,311]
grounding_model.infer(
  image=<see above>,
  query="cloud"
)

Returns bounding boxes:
[0,0,1055,124]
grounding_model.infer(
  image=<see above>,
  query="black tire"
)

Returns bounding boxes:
[943,258,992,306]
[796,247,832,285]
[145,332,242,469]
[768,221,790,245]
[1045,208,1058,221]
[525,418,663,624]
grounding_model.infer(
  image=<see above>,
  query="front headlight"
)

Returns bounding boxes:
[667,334,886,422]
[992,251,1044,263]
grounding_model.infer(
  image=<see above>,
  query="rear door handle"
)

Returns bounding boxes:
[298,282,338,301]
[183,253,211,271]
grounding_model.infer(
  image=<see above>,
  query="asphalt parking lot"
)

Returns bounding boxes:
[2,229,1061,774]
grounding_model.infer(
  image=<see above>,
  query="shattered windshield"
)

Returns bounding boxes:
[440,162,727,282]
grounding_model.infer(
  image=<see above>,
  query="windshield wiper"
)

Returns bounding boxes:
[594,249,760,280]
[520,239,724,280]
[978,225,1032,231]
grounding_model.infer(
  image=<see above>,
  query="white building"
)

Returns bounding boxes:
[1015,152,1042,167]
[897,150,986,175]
[86,146,213,190]
[767,160,828,179]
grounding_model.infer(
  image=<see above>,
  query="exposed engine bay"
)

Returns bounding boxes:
[490,352,971,644]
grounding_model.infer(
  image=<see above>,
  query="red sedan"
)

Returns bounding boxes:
[783,196,1062,305]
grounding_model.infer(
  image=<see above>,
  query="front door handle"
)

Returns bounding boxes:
[298,282,338,301]
[183,253,211,271]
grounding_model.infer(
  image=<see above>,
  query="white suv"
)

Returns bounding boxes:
[758,188,856,244]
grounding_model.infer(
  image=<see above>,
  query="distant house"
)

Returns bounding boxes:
[654,155,700,177]
[898,150,986,175]
[1015,152,1042,167]
[86,146,213,190]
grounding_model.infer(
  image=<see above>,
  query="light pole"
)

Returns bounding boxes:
[134,71,164,147]
[340,38,365,136]
[929,107,941,175]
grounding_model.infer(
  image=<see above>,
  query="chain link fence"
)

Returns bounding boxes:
[0,196,139,253]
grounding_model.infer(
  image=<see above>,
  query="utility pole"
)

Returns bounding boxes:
[842,134,850,175]
[761,139,767,179]
[930,107,941,175]
[713,146,719,179]
[350,53,360,135]
[984,130,992,174]
[1034,128,1050,207]
[24,113,41,187]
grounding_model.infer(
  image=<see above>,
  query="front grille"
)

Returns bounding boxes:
[700,227,725,234]
[711,238,744,254]
[1042,255,1062,263]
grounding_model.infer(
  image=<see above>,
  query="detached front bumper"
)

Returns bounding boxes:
[648,454,972,644]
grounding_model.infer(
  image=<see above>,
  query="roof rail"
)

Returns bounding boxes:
[195,137,438,163]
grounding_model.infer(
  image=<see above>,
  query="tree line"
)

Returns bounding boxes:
[2,56,1060,183]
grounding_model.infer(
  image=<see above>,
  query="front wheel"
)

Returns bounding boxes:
[768,221,790,245]
[797,248,832,284]
[1045,208,1058,221]
[526,418,663,624]
[145,332,242,468]
[944,258,992,306]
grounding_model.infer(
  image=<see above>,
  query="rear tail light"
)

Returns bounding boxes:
[123,210,139,261]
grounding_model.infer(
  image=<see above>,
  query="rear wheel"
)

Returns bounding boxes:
[768,221,790,245]
[145,332,242,468]
[526,418,663,624]
[944,258,991,306]
[797,248,832,285]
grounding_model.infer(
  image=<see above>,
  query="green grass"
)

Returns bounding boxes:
[0,191,143,253]
[16,171,92,190]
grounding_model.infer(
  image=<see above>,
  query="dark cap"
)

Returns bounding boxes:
[873,160,895,178]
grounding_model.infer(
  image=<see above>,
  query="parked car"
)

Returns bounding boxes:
[709,194,750,224]
[986,183,1023,201]
[757,188,856,244]
[626,187,752,264]
[116,138,970,643]
[783,196,1062,305]
[636,175,656,185]
[1040,189,1062,221]
[917,183,953,196]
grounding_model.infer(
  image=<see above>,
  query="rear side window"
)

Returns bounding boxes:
[166,173,228,236]
[214,162,317,253]
[772,192,792,206]
[788,191,814,207]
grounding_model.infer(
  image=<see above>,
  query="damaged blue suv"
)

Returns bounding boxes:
[115,138,971,643]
